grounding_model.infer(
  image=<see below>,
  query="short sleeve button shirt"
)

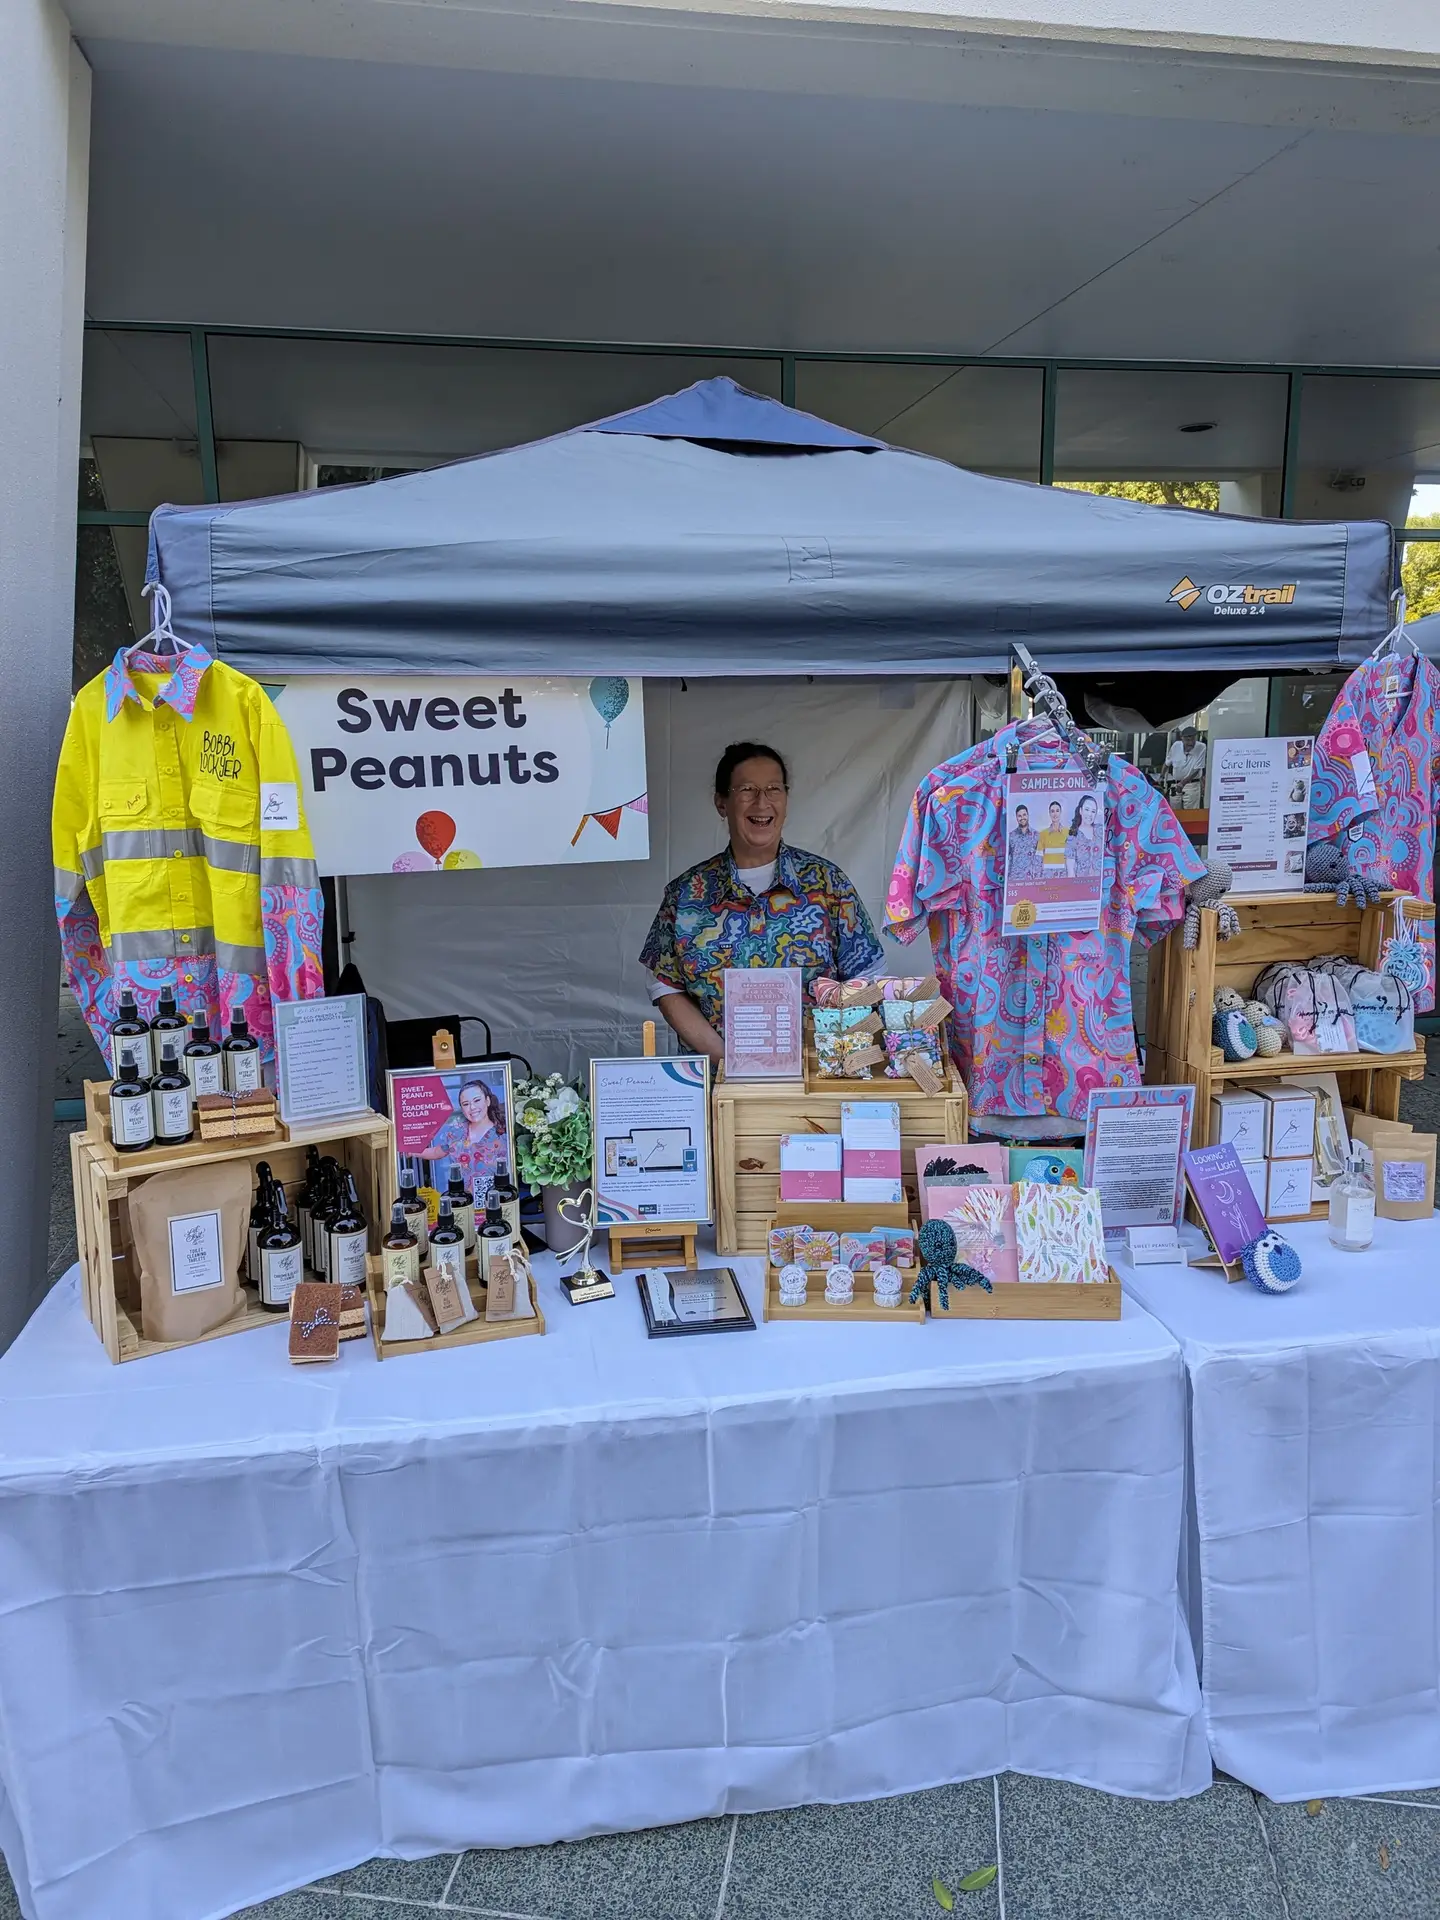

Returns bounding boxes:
[640,842,884,1027]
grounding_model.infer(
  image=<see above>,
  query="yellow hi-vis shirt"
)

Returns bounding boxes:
[53,644,324,1063]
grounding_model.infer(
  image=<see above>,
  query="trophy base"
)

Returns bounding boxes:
[562,1267,615,1305]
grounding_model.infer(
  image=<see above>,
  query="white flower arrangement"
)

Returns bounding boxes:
[513,1072,592,1189]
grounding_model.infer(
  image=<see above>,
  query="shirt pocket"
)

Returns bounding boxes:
[189,778,256,838]
[99,779,148,827]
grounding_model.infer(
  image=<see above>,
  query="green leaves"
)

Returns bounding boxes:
[933,1865,998,1907]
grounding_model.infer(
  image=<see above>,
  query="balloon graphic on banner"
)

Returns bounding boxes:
[443,849,483,870]
[416,811,457,863]
[391,851,430,874]
[589,676,629,745]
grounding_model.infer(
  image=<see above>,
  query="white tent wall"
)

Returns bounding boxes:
[344,676,975,1082]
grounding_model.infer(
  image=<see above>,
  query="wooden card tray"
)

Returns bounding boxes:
[929,1269,1122,1320]
[802,1050,964,1098]
[364,1255,545,1359]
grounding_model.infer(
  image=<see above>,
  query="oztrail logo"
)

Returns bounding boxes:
[1168,577,1298,617]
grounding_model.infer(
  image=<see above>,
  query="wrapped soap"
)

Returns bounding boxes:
[768,1226,793,1268]
[884,1029,944,1079]
[813,1006,842,1034]
[811,978,844,1008]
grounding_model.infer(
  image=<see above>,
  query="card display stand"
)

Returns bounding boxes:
[713,1064,968,1256]
[363,1254,545,1358]
[607,1220,699,1271]
[1145,892,1433,1224]
[929,1269,1123,1321]
[72,1084,391,1364]
[762,1201,925,1324]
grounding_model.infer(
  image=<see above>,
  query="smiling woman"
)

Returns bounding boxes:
[639,741,884,1063]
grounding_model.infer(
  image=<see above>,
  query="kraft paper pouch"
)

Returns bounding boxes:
[130,1161,250,1344]
[1376,1137,1436,1221]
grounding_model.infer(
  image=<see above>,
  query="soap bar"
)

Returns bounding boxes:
[288,1282,342,1364]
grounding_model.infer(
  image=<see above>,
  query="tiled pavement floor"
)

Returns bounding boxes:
[20,1031,1440,1920]
[7,1778,1440,1919]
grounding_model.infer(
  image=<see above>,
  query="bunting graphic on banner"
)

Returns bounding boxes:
[571,792,649,846]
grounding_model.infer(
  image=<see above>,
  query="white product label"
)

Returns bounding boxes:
[111,1032,153,1079]
[312,1218,330,1276]
[1342,1193,1376,1238]
[260,1242,303,1307]
[1383,1159,1427,1203]
[453,1202,475,1251]
[332,1228,369,1287]
[155,1086,192,1139]
[168,1208,224,1294]
[226,1047,262,1094]
[1349,749,1378,803]
[110,1091,154,1146]
[500,1198,521,1244]
[184,1052,224,1097]
[384,1243,419,1291]
[246,1225,261,1283]
[260,781,301,831]
[403,1203,428,1254]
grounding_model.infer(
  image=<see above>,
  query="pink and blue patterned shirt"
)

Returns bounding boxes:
[887,725,1203,1121]
[1309,651,1440,1011]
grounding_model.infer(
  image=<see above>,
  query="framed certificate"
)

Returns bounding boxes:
[591,1055,712,1226]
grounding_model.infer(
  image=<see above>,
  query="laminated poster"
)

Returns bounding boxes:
[1001,768,1105,937]
[592,1056,711,1226]
[723,968,803,1081]
[1206,736,1313,893]
[1083,1085,1195,1242]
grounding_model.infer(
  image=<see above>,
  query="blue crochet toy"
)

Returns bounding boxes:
[913,1217,992,1309]
[1241,1229,1302,1295]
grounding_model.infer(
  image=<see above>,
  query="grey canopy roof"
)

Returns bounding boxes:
[149,377,1394,678]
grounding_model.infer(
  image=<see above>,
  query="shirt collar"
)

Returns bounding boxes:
[104,645,215,724]
[723,841,799,897]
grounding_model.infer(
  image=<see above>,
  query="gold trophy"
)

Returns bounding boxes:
[555,1187,615,1303]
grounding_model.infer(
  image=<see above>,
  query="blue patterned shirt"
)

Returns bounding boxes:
[640,842,884,1026]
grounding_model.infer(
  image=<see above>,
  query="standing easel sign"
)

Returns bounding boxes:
[591,1050,711,1269]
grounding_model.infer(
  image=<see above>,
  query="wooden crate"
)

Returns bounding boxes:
[929,1270,1122,1321]
[762,1200,926,1324]
[363,1253,545,1358]
[1145,891,1433,1222]
[712,1067,967,1256]
[73,1084,392,1363]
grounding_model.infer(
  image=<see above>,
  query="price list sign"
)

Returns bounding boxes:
[723,968,804,1081]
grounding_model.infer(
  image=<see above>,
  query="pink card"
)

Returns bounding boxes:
[915,1142,1010,1222]
[931,1183,1019,1286]
[779,1133,843,1203]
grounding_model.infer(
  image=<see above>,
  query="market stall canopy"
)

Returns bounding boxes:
[149,378,1393,678]
[1392,609,1440,660]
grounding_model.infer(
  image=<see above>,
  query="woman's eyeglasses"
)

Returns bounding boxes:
[731,784,787,801]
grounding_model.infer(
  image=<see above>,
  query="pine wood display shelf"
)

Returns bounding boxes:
[363,1254,545,1359]
[72,1086,392,1364]
[762,1201,925,1324]
[929,1270,1123,1321]
[1145,891,1433,1224]
[713,1065,967,1257]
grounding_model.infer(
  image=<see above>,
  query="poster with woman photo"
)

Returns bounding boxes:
[1001,769,1106,936]
[388,1063,515,1205]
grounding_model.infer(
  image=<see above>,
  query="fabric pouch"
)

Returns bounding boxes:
[884,1029,944,1079]
[1254,962,1358,1056]
[129,1161,250,1344]
[1310,955,1414,1055]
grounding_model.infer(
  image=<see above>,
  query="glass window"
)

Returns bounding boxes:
[1269,672,1345,738]
[794,362,1043,479]
[206,336,782,465]
[1055,370,1289,515]
[73,527,137,690]
[1295,376,1440,524]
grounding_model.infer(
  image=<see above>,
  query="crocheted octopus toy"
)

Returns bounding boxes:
[911,1218,993,1309]
[1182,858,1241,949]
[1304,817,1386,910]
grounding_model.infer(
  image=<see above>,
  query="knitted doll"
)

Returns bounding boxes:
[1243,999,1287,1057]
[1304,818,1385,910]
[1212,988,1257,1062]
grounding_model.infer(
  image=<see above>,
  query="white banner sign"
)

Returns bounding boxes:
[267,675,648,876]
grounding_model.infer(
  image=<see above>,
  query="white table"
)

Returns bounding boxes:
[1120,1215,1440,1804]
[0,1254,1207,1920]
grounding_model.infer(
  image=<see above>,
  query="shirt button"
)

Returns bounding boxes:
[173,849,183,859]
[184,974,194,984]
[180,933,191,944]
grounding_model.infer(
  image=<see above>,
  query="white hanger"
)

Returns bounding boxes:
[126,582,193,661]
[1368,589,1418,662]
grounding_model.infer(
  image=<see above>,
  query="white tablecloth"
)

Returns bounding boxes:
[1120,1215,1440,1804]
[0,1254,1208,1920]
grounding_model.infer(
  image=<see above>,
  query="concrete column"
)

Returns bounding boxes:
[0,4,90,1350]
